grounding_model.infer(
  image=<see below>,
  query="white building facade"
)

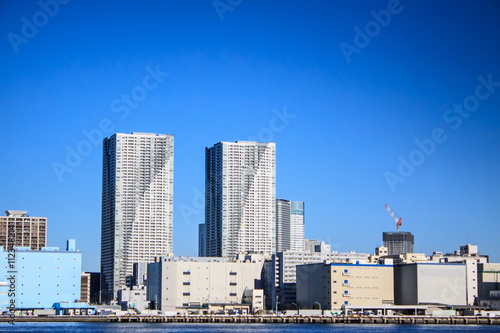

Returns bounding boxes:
[101,132,174,302]
[147,256,265,314]
[205,141,276,258]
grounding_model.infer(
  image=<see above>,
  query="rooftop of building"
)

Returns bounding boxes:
[4,210,29,217]
[112,132,173,137]
[0,246,80,253]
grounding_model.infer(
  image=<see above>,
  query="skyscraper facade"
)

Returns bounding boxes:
[276,200,305,252]
[198,223,206,257]
[205,141,276,258]
[383,231,414,256]
[101,132,174,302]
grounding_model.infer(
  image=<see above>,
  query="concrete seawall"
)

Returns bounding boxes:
[1,315,499,325]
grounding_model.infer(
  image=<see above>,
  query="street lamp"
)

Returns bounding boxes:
[292,302,299,315]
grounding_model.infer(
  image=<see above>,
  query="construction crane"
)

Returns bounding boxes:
[385,204,402,232]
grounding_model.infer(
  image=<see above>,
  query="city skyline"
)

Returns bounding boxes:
[1,1,499,271]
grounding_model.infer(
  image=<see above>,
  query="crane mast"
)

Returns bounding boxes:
[385,204,402,232]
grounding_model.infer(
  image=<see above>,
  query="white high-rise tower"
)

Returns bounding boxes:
[101,132,173,302]
[205,141,276,258]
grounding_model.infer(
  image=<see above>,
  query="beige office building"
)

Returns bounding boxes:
[0,210,47,250]
[147,256,265,314]
[297,263,394,310]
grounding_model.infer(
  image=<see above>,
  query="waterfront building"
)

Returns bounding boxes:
[101,132,174,302]
[205,141,276,258]
[383,232,414,255]
[0,239,81,310]
[0,210,47,250]
[147,255,265,314]
[118,285,149,313]
[296,262,394,310]
[478,263,500,298]
[394,263,467,306]
[263,250,370,310]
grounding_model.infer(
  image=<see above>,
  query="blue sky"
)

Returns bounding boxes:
[1,0,499,271]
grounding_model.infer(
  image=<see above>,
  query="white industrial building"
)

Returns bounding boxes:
[394,263,468,306]
[147,255,265,314]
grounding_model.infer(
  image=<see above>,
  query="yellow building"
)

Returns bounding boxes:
[297,263,394,310]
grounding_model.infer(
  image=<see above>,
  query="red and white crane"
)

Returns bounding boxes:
[385,204,402,232]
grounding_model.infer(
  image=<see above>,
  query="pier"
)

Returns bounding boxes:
[1,315,499,325]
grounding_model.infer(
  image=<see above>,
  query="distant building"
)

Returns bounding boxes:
[460,244,479,256]
[304,239,320,253]
[81,272,90,303]
[431,244,489,264]
[198,223,206,257]
[383,232,414,256]
[315,242,331,254]
[87,272,101,304]
[276,200,305,252]
[118,285,149,313]
[242,288,264,313]
[0,239,81,310]
[0,210,47,250]
[132,262,148,287]
[205,141,276,257]
[147,256,265,314]
[478,263,500,298]
[297,263,394,310]
[101,132,174,303]
[275,199,291,252]
[290,201,305,252]
[394,263,467,306]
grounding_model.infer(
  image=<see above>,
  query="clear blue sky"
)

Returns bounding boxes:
[1,0,499,271]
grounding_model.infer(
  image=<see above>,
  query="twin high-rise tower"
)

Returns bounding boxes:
[101,135,301,301]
